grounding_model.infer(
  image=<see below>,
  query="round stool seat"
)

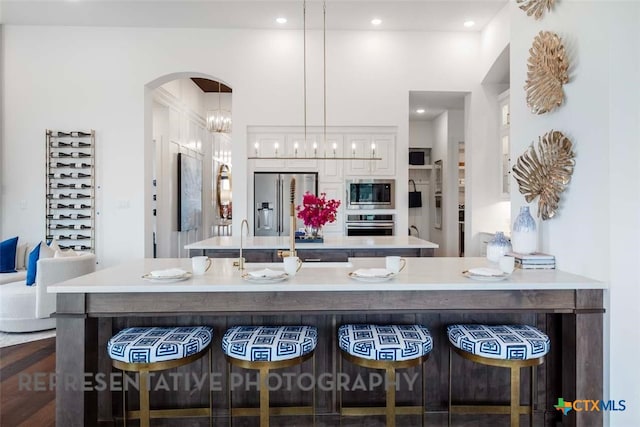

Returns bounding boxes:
[338,324,433,362]
[107,326,213,364]
[447,324,550,361]
[222,325,318,362]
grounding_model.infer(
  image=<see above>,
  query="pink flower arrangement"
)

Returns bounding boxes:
[296,192,341,229]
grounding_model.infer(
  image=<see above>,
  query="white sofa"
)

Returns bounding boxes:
[0,252,96,332]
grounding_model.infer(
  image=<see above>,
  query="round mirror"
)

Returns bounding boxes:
[216,164,232,219]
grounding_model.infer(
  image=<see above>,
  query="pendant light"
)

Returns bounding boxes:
[206,81,232,133]
[247,1,380,160]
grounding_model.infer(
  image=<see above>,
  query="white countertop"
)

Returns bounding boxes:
[49,257,604,294]
[185,235,438,250]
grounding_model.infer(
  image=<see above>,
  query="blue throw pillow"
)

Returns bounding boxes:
[26,243,42,286]
[0,236,19,273]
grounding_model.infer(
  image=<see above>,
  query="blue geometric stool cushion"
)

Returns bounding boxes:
[338,324,433,362]
[107,326,213,364]
[447,324,550,360]
[222,325,318,362]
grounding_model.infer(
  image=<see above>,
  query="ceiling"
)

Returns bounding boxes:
[409,91,467,121]
[1,1,508,32]
[191,78,232,93]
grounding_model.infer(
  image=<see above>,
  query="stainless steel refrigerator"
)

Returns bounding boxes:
[254,172,318,236]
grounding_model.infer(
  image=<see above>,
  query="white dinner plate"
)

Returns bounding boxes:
[462,270,510,282]
[348,271,397,283]
[241,273,289,284]
[142,272,192,283]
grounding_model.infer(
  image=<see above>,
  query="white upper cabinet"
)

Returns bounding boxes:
[318,134,344,182]
[284,134,318,170]
[344,133,395,177]
[251,134,286,169]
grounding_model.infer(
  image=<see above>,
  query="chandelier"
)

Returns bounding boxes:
[206,80,232,133]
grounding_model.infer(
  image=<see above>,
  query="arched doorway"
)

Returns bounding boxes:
[144,72,232,258]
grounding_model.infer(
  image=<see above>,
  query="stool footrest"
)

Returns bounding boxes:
[127,407,211,419]
[449,404,531,415]
[231,406,314,417]
[341,405,424,416]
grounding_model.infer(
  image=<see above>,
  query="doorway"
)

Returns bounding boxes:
[145,73,232,258]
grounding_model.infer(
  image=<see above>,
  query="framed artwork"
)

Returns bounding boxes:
[177,153,202,231]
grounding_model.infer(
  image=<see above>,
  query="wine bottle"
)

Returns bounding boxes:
[72,183,91,189]
[50,183,70,189]
[57,131,71,137]
[51,152,71,158]
[71,141,91,148]
[70,172,91,178]
[71,152,91,158]
[74,131,92,137]
[50,162,70,168]
[70,213,90,219]
[51,141,71,148]
[50,203,69,209]
[71,162,90,168]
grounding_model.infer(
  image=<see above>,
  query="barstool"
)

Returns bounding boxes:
[107,326,213,427]
[222,325,318,427]
[338,324,433,427]
[447,324,551,427]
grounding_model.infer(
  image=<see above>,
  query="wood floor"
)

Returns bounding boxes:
[0,338,56,427]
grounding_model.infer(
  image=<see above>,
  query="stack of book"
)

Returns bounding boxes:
[507,252,556,269]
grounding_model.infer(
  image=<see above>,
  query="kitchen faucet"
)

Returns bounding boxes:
[277,178,297,259]
[236,219,249,271]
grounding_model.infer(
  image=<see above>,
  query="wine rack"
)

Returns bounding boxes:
[46,130,96,253]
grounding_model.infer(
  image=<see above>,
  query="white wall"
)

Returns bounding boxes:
[409,120,433,148]
[510,2,640,424]
[1,26,483,266]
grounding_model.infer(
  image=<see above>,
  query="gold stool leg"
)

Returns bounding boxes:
[312,353,316,427]
[386,366,396,427]
[208,348,213,427]
[448,348,452,427]
[530,365,536,427]
[510,366,520,427]
[122,370,127,427]
[139,370,150,427]
[260,366,270,427]
[227,362,232,427]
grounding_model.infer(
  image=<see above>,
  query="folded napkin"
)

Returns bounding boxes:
[468,267,505,277]
[247,268,286,278]
[149,268,188,278]
[352,268,393,278]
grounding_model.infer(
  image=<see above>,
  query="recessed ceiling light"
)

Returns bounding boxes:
[371,18,382,26]
[276,17,287,24]
[416,109,425,114]
[463,20,475,28]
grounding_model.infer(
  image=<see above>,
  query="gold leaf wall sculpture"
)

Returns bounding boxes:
[512,130,575,220]
[525,31,569,115]
[517,0,555,20]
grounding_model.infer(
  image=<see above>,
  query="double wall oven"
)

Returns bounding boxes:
[345,179,395,236]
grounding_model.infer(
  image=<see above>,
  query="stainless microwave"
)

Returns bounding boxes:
[346,179,395,209]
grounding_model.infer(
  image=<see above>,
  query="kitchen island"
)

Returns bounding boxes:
[51,257,604,427]
[186,235,439,261]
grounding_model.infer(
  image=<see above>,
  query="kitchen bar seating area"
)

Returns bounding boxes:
[49,257,605,426]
